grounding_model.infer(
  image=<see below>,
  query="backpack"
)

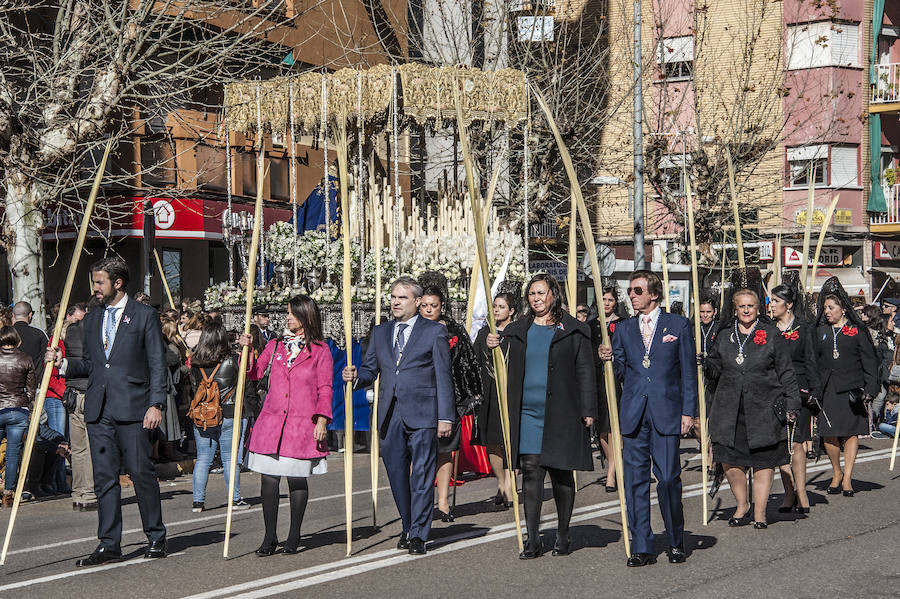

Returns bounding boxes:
[188,363,230,430]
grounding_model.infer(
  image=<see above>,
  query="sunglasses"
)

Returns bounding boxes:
[627,286,645,296]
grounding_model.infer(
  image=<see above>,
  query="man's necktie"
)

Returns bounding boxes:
[641,314,653,350]
[393,323,408,363]
[104,307,119,358]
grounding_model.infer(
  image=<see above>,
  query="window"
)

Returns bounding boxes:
[240,151,257,196]
[518,16,554,42]
[786,21,859,70]
[142,137,176,187]
[658,155,689,195]
[830,145,858,188]
[270,157,290,200]
[161,248,182,298]
[787,145,827,187]
[196,145,227,192]
[657,36,693,81]
[786,144,860,188]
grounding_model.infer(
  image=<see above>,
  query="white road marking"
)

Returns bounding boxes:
[182,449,895,599]
[0,552,184,592]
[4,484,392,557]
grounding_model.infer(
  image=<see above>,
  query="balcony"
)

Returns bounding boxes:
[871,63,900,113]
[870,184,900,232]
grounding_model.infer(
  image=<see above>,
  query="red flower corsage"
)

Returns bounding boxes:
[448,335,458,349]
[753,330,767,345]
[609,322,616,333]
[841,325,858,337]
[782,330,799,341]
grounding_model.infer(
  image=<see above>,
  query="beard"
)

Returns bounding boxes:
[97,287,117,306]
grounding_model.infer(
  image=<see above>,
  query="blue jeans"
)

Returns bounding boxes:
[880,422,897,438]
[192,418,246,503]
[44,397,68,492]
[0,408,29,491]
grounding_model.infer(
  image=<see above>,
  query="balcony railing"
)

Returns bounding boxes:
[529,218,558,240]
[873,63,900,104]
[870,184,900,225]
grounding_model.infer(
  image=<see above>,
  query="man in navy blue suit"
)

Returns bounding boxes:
[343,276,454,555]
[48,257,168,566]
[599,270,697,566]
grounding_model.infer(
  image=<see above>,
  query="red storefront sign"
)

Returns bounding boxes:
[41,197,293,241]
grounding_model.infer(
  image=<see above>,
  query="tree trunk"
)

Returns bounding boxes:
[3,175,48,330]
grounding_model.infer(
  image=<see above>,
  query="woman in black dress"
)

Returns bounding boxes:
[473,291,519,508]
[770,278,819,513]
[705,287,799,528]
[813,277,879,497]
[588,283,625,492]
[419,285,482,522]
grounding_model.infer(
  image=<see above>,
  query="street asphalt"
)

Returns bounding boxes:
[0,437,897,599]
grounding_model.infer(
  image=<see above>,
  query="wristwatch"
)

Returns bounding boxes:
[151,402,165,411]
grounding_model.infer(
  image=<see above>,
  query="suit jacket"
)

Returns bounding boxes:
[356,317,454,430]
[13,321,49,370]
[65,298,168,423]
[813,323,879,396]
[612,310,698,436]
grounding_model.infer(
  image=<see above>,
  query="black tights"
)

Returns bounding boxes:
[520,454,575,549]
[261,474,309,548]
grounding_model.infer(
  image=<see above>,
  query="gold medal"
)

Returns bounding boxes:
[642,355,651,369]
[735,353,744,365]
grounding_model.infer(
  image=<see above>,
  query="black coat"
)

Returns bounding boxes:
[813,324,880,396]
[705,321,799,450]
[444,318,482,417]
[502,313,598,471]
[779,320,820,399]
[472,325,507,447]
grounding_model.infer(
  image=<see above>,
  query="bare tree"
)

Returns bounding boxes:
[0,1,310,324]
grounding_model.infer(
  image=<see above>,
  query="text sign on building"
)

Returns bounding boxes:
[783,246,843,267]
[530,259,585,282]
[875,242,900,261]
[795,208,853,227]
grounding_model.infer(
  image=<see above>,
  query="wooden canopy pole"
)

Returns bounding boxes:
[891,413,900,470]
[336,119,355,556]
[774,234,782,287]
[566,193,578,310]
[685,172,710,525]
[660,249,671,312]
[153,249,176,309]
[454,82,523,552]
[532,86,630,557]
[0,139,114,565]
[725,149,745,269]
[799,166,815,292]
[223,142,266,560]
[370,156,381,528]
[809,195,841,289]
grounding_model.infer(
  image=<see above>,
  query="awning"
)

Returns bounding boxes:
[810,267,870,298]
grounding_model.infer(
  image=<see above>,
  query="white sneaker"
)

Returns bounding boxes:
[191,502,204,513]
[232,499,250,510]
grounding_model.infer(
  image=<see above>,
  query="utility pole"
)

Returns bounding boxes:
[632,0,645,269]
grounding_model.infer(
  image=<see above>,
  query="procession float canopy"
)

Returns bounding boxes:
[214,64,531,340]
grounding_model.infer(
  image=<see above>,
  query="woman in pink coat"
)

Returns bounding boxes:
[239,295,333,556]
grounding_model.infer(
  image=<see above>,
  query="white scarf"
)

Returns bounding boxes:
[281,330,307,367]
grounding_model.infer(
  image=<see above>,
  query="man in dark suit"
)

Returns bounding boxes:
[600,270,697,566]
[48,257,168,566]
[253,307,273,343]
[342,276,454,555]
[12,301,49,369]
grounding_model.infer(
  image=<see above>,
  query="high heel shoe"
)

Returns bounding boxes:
[842,489,854,497]
[777,498,797,514]
[826,475,843,495]
[728,507,752,527]
[493,491,504,506]
[551,536,571,556]
[605,484,617,493]
[255,540,279,557]
[752,521,768,529]
[435,509,454,523]
[519,542,544,560]
[795,505,811,514]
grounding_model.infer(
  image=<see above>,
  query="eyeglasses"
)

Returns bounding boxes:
[576,309,589,315]
[627,286,644,296]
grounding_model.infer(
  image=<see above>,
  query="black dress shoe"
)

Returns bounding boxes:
[145,538,167,559]
[76,546,122,567]
[667,545,686,563]
[826,476,843,494]
[728,508,752,527]
[842,489,854,497]
[408,537,426,555]
[795,506,811,514]
[518,543,543,560]
[605,485,617,493]
[493,491,504,506]
[396,532,410,550]
[279,544,301,554]
[255,540,279,557]
[626,552,657,567]
[551,537,571,556]
[752,521,768,529]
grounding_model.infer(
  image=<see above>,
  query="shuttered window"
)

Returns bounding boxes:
[786,21,859,70]
[657,36,693,80]
[830,145,859,188]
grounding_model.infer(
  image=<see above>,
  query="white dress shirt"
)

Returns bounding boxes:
[59,294,129,376]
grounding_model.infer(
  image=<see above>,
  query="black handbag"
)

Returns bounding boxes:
[61,387,78,412]
[773,395,787,422]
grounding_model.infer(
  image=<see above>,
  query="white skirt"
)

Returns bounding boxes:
[246,452,328,477]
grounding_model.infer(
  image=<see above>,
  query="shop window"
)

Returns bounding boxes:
[161,248,182,298]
